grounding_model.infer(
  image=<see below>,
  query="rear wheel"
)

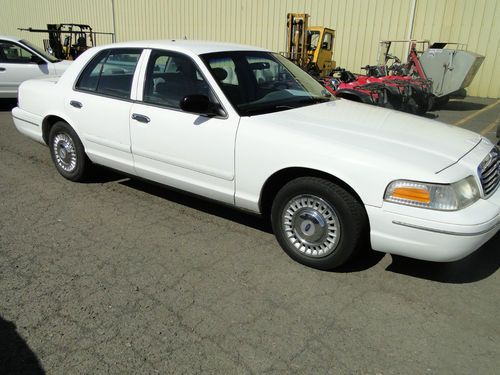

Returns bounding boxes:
[271,177,368,270]
[48,121,90,181]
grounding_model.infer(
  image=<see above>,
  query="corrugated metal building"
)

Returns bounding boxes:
[1,0,498,98]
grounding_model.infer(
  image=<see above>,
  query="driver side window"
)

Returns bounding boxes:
[0,41,36,64]
[143,50,214,109]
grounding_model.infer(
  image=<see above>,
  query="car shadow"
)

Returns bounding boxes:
[334,247,387,272]
[84,165,130,184]
[438,101,488,111]
[0,315,45,374]
[0,99,17,112]
[119,178,271,233]
[385,231,499,283]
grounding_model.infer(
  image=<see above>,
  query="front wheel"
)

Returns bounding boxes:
[48,121,90,181]
[271,177,368,270]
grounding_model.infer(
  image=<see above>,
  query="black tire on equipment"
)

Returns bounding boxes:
[48,121,90,181]
[271,177,368,270]
[431,94,450,110]
[404,97,427,115]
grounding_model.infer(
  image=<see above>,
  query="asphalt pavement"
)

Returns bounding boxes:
[0,97,499,374]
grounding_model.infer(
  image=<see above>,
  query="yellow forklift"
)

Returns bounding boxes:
[18,23,114,60]
[283,13,336,77]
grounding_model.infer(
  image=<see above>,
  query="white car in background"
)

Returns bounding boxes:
[12,40,500,270]
[0,35,71,98]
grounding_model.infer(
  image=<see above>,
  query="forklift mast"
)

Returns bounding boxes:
[285,13,310,69]
[18,23,97,60]
[284,13,336,77]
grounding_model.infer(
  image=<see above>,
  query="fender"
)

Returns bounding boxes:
[41,110,81,145]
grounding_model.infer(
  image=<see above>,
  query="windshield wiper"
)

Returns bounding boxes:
[298,97,331,104]
[243,104,296,116]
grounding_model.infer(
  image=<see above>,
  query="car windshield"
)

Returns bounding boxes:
[201,51,334,116]
[20,39,60,63]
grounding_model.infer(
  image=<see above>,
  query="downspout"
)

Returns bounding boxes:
[406,0,417,53]
[111,0,117,43]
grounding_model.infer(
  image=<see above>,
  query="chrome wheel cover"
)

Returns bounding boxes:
[282,194,341,258]
[52,133,77,172]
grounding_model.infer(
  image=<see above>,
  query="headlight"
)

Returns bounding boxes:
[384,176,480,211]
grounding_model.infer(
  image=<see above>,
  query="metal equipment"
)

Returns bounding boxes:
[283,13,336,77]
[378,40,485,102]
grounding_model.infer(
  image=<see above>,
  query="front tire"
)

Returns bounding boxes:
[48,121,90,181]
[271,177,368,270]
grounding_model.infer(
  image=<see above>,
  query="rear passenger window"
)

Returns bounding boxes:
[143,50,214,109]
[76,48,142,99]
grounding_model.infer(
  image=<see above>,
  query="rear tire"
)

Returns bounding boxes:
[48,121,90,181]
[271,177,368,270]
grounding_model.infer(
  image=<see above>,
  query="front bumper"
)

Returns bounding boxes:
[366,185,499,262]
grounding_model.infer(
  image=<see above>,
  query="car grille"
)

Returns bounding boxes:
[478,147,500,197]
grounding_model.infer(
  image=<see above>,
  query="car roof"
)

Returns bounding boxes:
[0,35,23,43]
[101,39,269,55]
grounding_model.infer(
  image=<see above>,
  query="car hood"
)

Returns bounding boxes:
[252,99,482,173]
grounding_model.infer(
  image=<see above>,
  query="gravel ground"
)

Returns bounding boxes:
[0,97,498,374]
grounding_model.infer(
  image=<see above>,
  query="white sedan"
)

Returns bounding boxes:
[0,35,71,98]
[12,40,499,270]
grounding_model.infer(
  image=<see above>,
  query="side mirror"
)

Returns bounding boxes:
[180,95,224,117]
[31,55,46,65]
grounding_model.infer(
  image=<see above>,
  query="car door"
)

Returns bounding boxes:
[0,40,50,97]
[129,49,239,204]
[66,48,143,174]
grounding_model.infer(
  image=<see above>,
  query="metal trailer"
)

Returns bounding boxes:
[418,44,485,98]
[378,40,485,101]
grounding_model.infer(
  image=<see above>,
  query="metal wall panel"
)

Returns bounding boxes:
[0,0,498,97]
[412,0,500,97]
[0,0,115,46]
[107,0,414,80]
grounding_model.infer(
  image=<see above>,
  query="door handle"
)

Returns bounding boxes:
[131,113,150,123]
[0,67,6,72]
[70,100,83,109]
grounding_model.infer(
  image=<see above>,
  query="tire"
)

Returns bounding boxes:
[381,100,395,110]
[431,95,450,110]
[48,121,90,181]
[381,92,401,110]
[403,97,426,115]
[271,177,368,270]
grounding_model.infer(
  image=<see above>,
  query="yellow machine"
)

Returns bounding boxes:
[284,13,336,77]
